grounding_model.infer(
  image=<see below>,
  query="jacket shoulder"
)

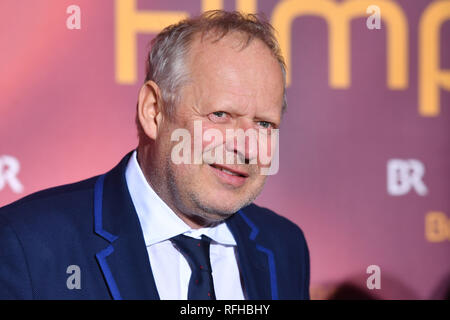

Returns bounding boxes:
[241,203,307,242]
[0,176,99,232]
[0,175,108,299]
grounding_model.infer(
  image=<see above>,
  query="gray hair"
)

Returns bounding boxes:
[137,10,287,136]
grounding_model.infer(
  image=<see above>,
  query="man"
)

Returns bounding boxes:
[0,10,309,300]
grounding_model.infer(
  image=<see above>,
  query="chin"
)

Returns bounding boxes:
[193,193,254,218]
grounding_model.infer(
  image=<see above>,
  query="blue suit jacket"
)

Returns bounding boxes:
[0,152,310,300]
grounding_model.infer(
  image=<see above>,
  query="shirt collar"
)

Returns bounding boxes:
[125,150,237,247]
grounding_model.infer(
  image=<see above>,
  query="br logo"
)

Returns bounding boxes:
[0,155,23,194]
[387,159,428,196]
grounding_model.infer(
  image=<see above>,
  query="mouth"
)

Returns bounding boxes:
[208,163,249,187]
[209,164,249,177]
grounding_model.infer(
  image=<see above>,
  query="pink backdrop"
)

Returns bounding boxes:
[1,0,449,299]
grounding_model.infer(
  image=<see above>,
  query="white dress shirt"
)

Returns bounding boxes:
[125,150,245,300]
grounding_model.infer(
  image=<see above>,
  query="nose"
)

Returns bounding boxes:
[224,119,259,165]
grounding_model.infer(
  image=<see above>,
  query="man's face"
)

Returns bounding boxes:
[152,32,284,225]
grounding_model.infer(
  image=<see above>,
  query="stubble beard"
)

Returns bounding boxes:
[165,158,266,226]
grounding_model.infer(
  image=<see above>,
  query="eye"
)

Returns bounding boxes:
[257,121,274,129]
[209,111,229,122]
[212,111,226,118]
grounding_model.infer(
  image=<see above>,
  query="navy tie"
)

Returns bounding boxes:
[171,234,216,300]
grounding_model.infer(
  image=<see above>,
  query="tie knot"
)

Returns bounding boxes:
[171,234,213,272]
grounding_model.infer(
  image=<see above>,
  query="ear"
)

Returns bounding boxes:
[137,80,164,140]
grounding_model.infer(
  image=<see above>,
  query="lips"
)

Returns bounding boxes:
[208,163,249,187]
[209,164,249,177]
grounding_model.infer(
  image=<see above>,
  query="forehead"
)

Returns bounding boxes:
[184,32,284,114]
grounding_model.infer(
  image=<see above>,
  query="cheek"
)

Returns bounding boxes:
[201,122,225,149]
[189,121,225,154]
[169,163,200,184]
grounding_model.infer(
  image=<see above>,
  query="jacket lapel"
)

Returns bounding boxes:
[226,209,276,300]
[93,153,160,300]
[93,152,276,300]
